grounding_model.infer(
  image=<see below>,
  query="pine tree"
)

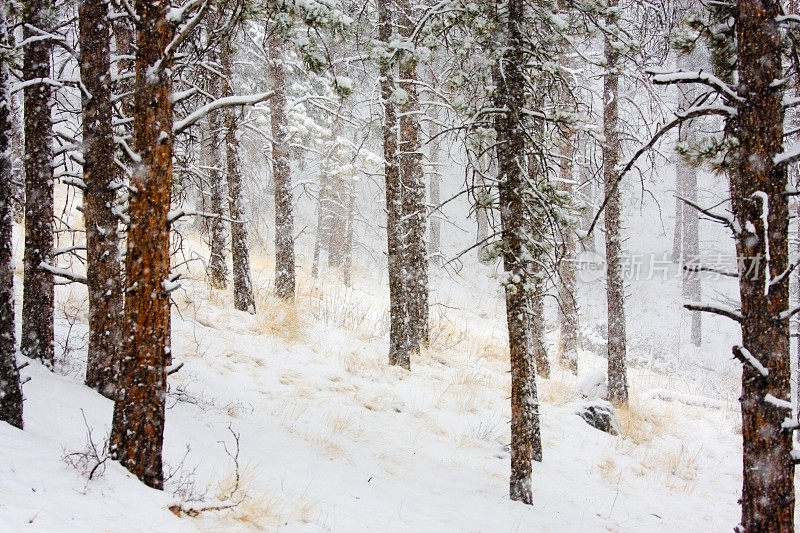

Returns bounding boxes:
[269,34,295,301]
[20,0,56,366]
[221,35,256,314]
[110,0,175,489]
[493,0,542,504]
[652,0,794,527]
[602,0,629,406]
[0,3,23,429]
[79,0,124,398]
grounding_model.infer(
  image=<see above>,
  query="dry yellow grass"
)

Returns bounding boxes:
[597,456,620,483]
[251,295,308,344]
[615,395,678,445]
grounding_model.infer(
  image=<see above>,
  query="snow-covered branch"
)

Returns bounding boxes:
[732,346,769,377]
[174,92,274,134]
[684,302,743,322]
[648,68,742,102]
[39,262,87,285]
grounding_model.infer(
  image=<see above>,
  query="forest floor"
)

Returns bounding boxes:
[0,218,791,532]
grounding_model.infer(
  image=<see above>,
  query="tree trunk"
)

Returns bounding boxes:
[603,1,628,406]
[494,0,541,505]
[206,74,229,290]
[397,0,429,349]
[79,0,124,399]
[0,7,23,429]
[10,92,24,221]
[343,189,355,287]
[379,0,407,368]
[268,35,295,300]
[672,182,683,262]
[428,111,442,266]
[557,136,579,375]
[222,39,255,314]
[20,0,55,366]
[732,0,793,529]
[110,0,174,490]
[678,123,701,346]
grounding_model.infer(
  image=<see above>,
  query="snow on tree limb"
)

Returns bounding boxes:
[764,394,793,410]
[174,92,274,134]
[38,262,86,285]
[684,302,743,322]
[649,68,742,102]
[773,141,800,167]
[733,346,769,377]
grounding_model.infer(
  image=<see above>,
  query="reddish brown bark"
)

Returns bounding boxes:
[494,0,542,504]
[110,0,174,489]
[731,0,793,529]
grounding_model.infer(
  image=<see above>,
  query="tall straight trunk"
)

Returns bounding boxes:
[731,0,793,529]
[268,35,295,300]
[311,168,329,279]
[379,0,406,368]
[324,173,348,268]
[0,7,23,429]
[110,0,173,489]
[603,1,628,406]
[20,0,55,366]
[672,185,683,262]
[557,136,579,375]
[79,0,123,398]
[343,189,355,287]
[10,93,23,221]
[475,147,491,251]
[206,75,229,290]
[428,111,442,265]
[530,278,550,379]
[222,39,255,314]
[494,0,541,505]
[678,123,701,346]
[397,0,429,349]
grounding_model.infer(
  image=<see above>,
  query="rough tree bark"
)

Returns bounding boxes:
[494,0,542,505]
[20,0,55,366]
[268,35,295,300]
[110,0,174,489]
[343,190,355,286]
[675,46,702,346]
[557,135,579,375]
[221,38,255,313]
[378,0,408,368]
[397,0,429,349]
[730,0,793,529]
[206,73,229,290]
[603,0,628,406]
[0,6,23,429]
[678,122,701,346]
[428,111,442,266]
[79,0,124,398]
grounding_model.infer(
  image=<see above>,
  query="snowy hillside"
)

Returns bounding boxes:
[0,219,766,532]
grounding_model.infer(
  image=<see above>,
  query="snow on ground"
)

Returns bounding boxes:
[0,215,763,532]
